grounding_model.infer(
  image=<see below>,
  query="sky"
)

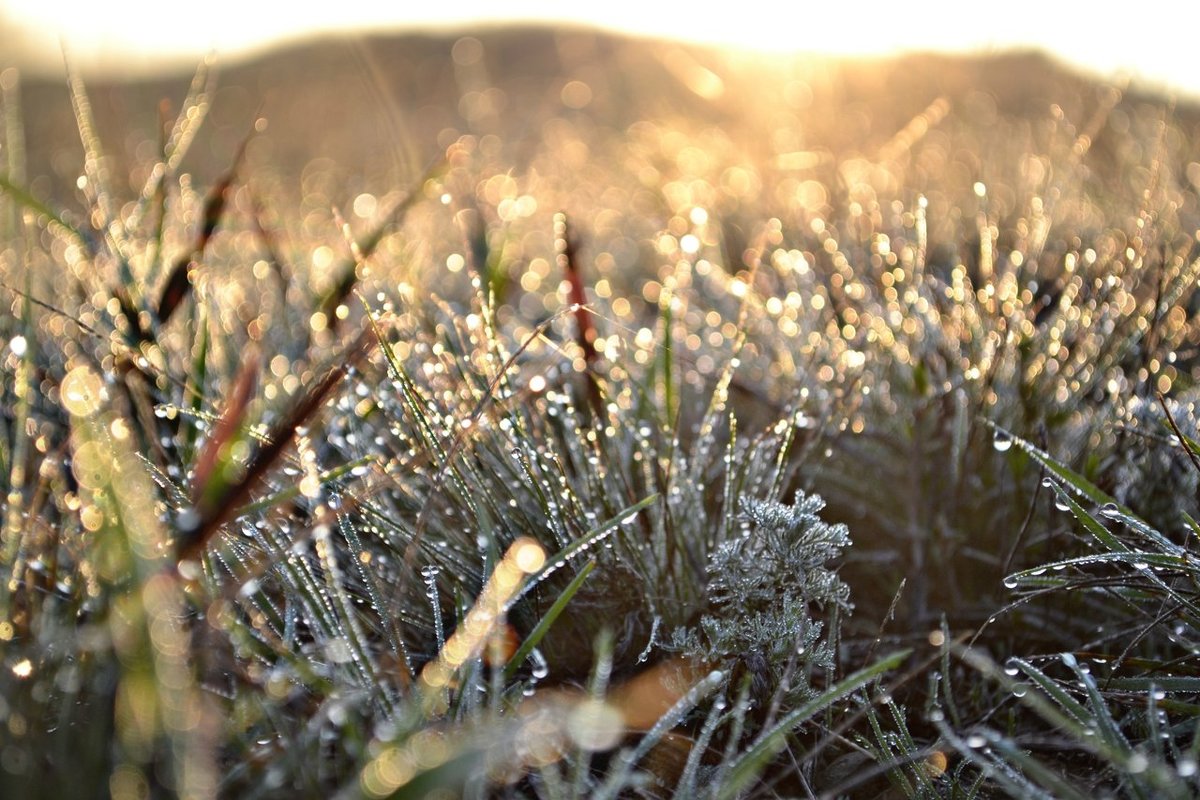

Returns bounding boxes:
[2,0,1198,97]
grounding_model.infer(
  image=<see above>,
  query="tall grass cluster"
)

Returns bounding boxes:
[2,40,1200,797]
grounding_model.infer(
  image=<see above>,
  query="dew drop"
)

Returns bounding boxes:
[992,432,1013,452]
[176,508,201,533]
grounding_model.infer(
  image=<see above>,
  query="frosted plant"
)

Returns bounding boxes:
[672,491,852,698]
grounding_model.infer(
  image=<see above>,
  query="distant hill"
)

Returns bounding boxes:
[5,26,1198,229]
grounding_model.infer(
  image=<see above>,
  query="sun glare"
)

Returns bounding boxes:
[0,0,1195,95]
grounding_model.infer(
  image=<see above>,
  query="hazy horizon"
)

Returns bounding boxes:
[1,1,1197,99]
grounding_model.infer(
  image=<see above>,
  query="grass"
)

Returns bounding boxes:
[3,33,1200,798]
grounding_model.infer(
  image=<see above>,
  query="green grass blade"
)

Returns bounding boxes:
[978,728,1094,800]
[1008,656,1091,725]
[594,668,726,800]
[0,174,91,252]
[509,493,657,606]
[718,649,910,800]
[1046,482,1129,553]
[989,421,1178,553]
[985,420,1114,507]
[1060,652,1132,756]
[504,559,595,681]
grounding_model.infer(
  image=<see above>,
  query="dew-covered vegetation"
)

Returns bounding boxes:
[3,29,1200,798]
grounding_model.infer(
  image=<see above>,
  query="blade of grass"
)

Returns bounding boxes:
[594,668,726,800]
[0,174,92,253]
[234,455,377,518]
[503,559,595,681]
[719,649,910,800]
[986,420,1179,553]
[508,493,657,607]
[157,129,252,325]
[177,327,373,562]
[318,157,445,327]
[190,343,260,512]
[0,261,35,618]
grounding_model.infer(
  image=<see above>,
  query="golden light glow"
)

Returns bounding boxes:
[418,537,546,712]
[0,1,1192,96]
[512,538,546,573]
[60,366,103,417]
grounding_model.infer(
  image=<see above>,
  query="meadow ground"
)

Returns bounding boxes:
[3,28,1200,798]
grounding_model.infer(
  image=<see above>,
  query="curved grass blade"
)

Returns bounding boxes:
[157,130,251,325]
[0,174,92,252]
[318,156,445,327]
[233,455,377,518]
[594,668,726,800]
[718,648,910,799]
[986,421,1178,553]
[177,328,373,562]
[508,493,657,607]
[503,559,595,681]
[1044,481,1128,553]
